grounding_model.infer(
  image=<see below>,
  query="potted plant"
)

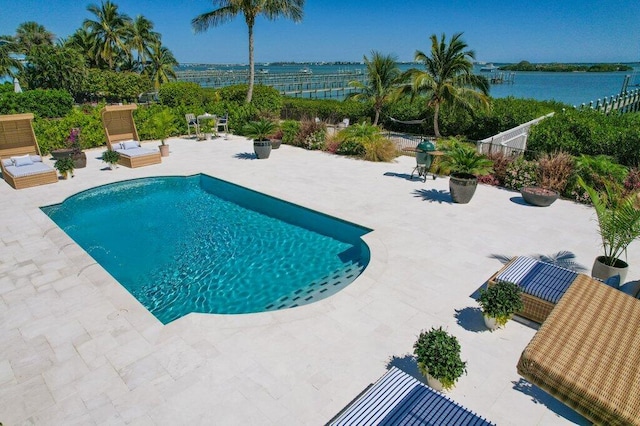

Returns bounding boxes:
[520,187,559,207]
[102,150,120,170]
[440,139,493,204]
[54,157,75,179]
[152,109,177,157]
[579,177,640,283]
[413,326,467,392]
[244,119,278,159]
[477,281,524,331]
[269,128,283,149]
[51,128,87,168]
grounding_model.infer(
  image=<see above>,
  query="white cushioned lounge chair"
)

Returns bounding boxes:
[101,104,161,168]
[0,113,58,189]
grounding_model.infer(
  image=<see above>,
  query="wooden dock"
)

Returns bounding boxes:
[579,88,640,115]
[176,69,367,99]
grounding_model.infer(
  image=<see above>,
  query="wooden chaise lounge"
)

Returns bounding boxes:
[487,256,601,323]
[101,104,161,168]
[517,278,640,425]
[0,113,58,189]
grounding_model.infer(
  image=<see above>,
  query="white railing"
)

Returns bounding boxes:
[477,112,554,156]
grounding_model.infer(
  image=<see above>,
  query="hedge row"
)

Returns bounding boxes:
[0,89,74,118]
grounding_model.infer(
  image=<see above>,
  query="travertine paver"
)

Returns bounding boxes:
[1,134,637,425]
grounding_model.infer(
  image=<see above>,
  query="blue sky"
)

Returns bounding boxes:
[1,0,638,64]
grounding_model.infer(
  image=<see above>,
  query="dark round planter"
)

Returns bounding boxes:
[51,149,87,168]
[521,187,559,207]
[254,139,272,159]
[449,173,478,204]
[270,139,282,149]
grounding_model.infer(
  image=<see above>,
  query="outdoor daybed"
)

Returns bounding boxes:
[101,104,161,168]
[517,277,640,425]
[327,367,494,425]
[487,256,601,323]
[0,113,58,189]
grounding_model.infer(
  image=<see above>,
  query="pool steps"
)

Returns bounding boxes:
[264,260,365,310]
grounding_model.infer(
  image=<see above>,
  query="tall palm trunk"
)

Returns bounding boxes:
[433,103,441,137]
[246,20,255,103]
[373,109,380,126]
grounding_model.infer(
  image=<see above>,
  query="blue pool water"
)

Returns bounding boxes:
[42,175,371,323]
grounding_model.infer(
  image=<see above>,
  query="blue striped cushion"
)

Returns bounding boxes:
[330,367,494,426]
[496,256,578,304]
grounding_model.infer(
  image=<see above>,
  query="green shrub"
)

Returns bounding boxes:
[33,105,106,154]
[281,97,371,123]
[478,281,524,327]
[336,139,366,156]
[504,158,538,190]
[159,81,207,107]
[0,89,73,118]
[281,120,300,144]
[218,84,283,115]
[135,104,182,140]
[413,327,467,391]
[293,119,326,149]
[78,69,152,103]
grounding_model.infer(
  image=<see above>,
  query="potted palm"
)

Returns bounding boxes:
[102,150,120,170]
[244,119,277,159]
[440,139,493,204]
[580,177,640,284]
[152,109,177,157]
[54,157,75,179]
[413,326,467,392]
[477,281,524,331]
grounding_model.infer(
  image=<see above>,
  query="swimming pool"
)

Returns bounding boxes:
[42,175,371,323]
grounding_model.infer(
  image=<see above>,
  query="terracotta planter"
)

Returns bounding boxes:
[254,139,272,159]
[521,187,559,207]
[591,255,628,284]
[449,173,477,204]
[159,144,170,157]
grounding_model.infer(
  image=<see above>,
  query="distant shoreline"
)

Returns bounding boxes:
[498,61,633,72]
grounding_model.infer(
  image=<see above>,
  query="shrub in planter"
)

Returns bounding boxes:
[478,281,524,330]
[413,326,467,391]
[440,139,493,204]
[54,157,75,178]
[101,150,120,168]
[537,151,574,194]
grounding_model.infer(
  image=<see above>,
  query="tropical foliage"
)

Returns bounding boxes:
[192,0,305,103]
[399,32,490,137]
[0,35,23,78]
[348,51,401,125]
[440,139,493,176]
[579,177,640,267]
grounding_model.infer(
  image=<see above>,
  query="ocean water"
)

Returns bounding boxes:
[176,62,640,106]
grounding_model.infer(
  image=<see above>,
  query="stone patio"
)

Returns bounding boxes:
[2,134,637,425]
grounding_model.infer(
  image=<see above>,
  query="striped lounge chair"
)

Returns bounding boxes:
[328,367,494,426]
[517,277,640,425]
[487,256,599,324]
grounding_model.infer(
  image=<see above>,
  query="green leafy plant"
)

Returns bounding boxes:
[54,157,75,176]
[151,108,177,145]
[413,327,467,390]
[579,177,640,267]
[440,139,493,177]
[478,281,524,327]
[243,119,277,141]
[101,150,120,165]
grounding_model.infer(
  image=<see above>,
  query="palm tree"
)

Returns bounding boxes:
[400,33,489,138]
[84,1,132,70]
[192,0,305,103]
[66,28,99,67]
[0,36,23,78]
[348,51,401,126]
[127,15,160,66]
[15,22,55,53]
[143,41,178,90]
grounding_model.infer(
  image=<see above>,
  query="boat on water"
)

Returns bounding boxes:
[299,67,313,74]
[480,63,497,72]
[258,68,269,74]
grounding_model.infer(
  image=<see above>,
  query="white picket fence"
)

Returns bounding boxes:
[476,112,554,156]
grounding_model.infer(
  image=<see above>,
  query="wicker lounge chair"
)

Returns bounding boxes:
[486,256,598,323]
[517,278,640,425]
[0,113,58,189]
[328,367,494,425]
[101,104,161,168]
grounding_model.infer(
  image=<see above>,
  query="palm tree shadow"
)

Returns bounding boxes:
[234,152,256,160]
[512,379,590,424]
[489,251,587,272]
[413,188,452,204]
